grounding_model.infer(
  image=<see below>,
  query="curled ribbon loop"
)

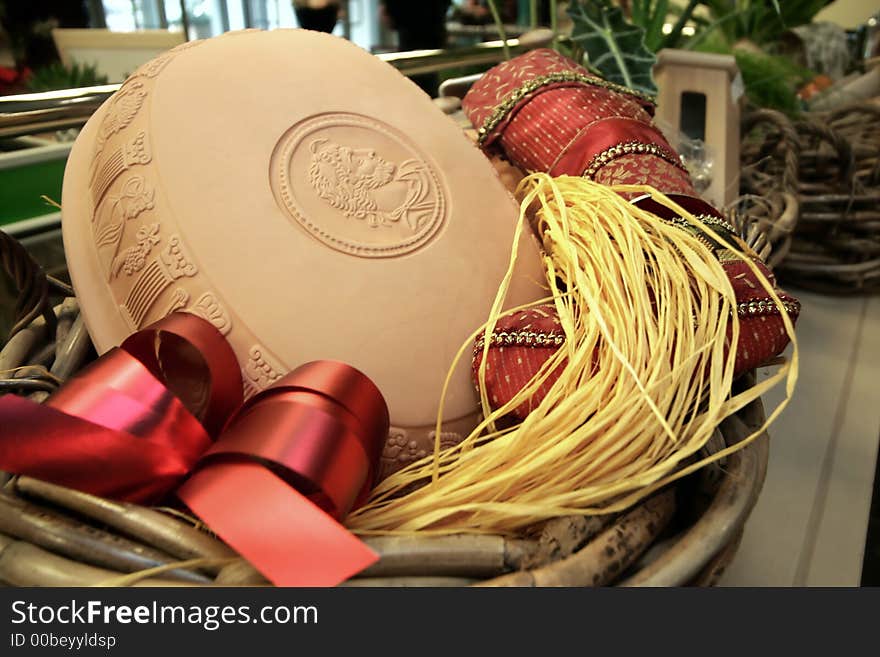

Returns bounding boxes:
[0,313,239,503]
[194,363,387,519]
[177,361,389,586]
[117,311,244,438]
[0,312,388,586]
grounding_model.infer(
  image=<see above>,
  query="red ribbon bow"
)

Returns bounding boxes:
[0,313,388,586]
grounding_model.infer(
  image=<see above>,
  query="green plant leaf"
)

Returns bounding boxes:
[732,49,813,116]
[26,61,109,91]
[485,0,511,60]
[661,0,701,50]
[694,0,830,48]
[567,0,658,95]
[632,0,647,26]
[644,0,669,52]
[685,6,742,50]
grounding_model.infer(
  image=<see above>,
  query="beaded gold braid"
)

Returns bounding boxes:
[475,296,801,354]
[473,329,566,353]
[582,140,688,179]
[661,213,738,253]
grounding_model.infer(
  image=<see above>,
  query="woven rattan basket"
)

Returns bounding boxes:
[0,228,769,587]
[739,99,880,293]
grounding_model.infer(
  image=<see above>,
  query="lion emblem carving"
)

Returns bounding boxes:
[307,139,435,231]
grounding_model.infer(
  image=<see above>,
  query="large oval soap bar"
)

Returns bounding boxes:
[61,29,546,477]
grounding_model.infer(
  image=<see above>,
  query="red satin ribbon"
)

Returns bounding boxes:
[178,360,388,586]
[0,312,387,586]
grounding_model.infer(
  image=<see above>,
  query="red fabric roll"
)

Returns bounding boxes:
[463,49,660,173]
[723,259,799,376]
[461,48,696,198]
[463,48,799,422]
[474,282,799,423]
[463,49,653,143]
[592,154,696,199]
[472,305,568,420]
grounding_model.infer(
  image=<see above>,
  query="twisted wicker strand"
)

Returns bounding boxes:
[0,230,55,341]
[736,109,802,267]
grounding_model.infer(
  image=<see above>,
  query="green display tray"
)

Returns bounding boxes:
[0,139,71,229]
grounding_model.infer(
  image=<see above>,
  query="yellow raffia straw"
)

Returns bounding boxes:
[347,174,798,536]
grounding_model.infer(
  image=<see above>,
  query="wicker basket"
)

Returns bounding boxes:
[0,229,769,587]
[739,99,880,293]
